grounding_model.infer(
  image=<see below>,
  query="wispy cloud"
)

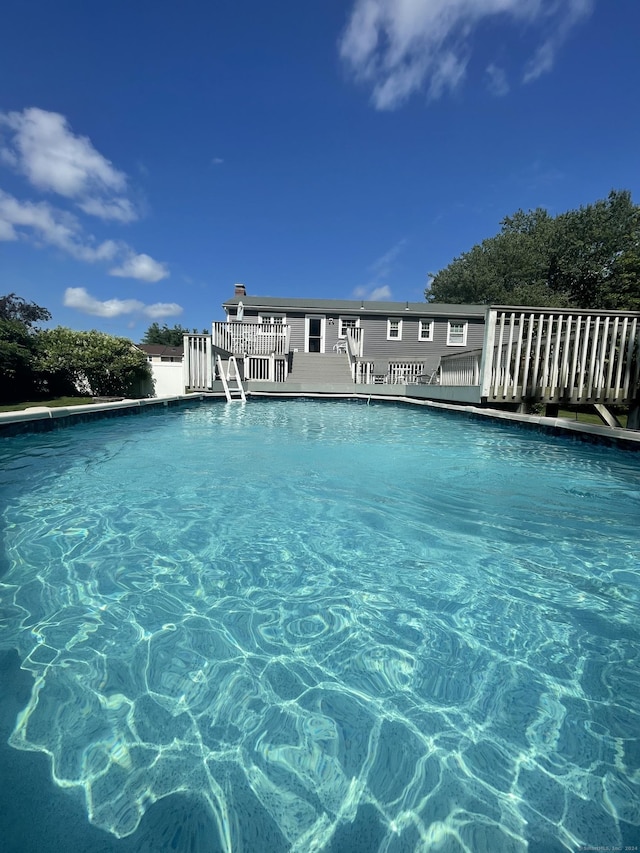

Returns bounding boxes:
[523,0,593,82]
[370,285,392,301]
[0,189,119,262]
[353,285,393,301]
[0,108,169,281]
[339,0,594,109]
[212,157,224,166]
[0,189,168,281]
[0,107,136,222]
[485,63,510,97]
[353,238,409,301]
[369,238,408,279]
[64,287,182,319]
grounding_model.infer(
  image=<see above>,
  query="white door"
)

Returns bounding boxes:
[305,315,325,353]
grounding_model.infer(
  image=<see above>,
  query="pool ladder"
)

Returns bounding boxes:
[216,354,246,402]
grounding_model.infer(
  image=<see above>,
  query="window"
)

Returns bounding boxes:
[418,319,433,341]
[447,321,468,346]
[338,316,359,338]
[387,318,402,340]
[259,315,285,325]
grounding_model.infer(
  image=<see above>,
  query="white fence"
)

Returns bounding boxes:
[150,362,185,397]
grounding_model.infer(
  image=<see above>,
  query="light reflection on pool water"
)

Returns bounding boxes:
[0,399,639,852]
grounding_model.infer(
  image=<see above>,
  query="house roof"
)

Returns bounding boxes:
[137,344,184,357]
[222,294,487,319]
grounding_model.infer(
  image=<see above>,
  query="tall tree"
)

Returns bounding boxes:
[0,294,52,403]
[427,190,640,310]
[141,323,192,346]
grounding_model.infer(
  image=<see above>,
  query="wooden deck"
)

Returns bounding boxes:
[183,307,640,429]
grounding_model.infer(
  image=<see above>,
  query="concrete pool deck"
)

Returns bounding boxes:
[1,391,639,449]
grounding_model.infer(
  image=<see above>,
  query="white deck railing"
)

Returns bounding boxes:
[183,334,213,390]
[440,351,482,386]
[346,327,363,357]
[388,362,426,384]
[212,322,291,356]
[244,354,288,382]
[345,328,364,381]
[481,308,640,404]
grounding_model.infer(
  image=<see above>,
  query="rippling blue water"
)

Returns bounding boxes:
[0,399,639,852]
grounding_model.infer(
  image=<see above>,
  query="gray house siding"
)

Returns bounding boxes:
[222,296,487,369]
[356,315,484,363]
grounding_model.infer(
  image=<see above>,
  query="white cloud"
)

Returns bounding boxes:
[353,238,406,301]
[0,108,171,282]
[340,0,594,109]
[0,107,138,222]
[0,188,167,275]
[78,197,138,223]
[485,63,510,96]
[212,157,224,165]
[523,0,593,83]
[142,301,184,318]
[64,287,144,318]
[370,238,408,278]
[370,285,392,300]
[64,287,182,319]
[352,284,393,300]
[109,253,169,283]
[0,189,119,261]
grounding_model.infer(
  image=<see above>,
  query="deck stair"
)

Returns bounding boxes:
[216,354,246,402]
[287,353,353,386]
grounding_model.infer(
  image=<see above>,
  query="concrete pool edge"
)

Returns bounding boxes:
[1,390,639,449]
[0,394,227,435]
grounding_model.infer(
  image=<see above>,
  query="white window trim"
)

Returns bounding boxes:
[418,319,434,341]
[338,316,360,338]
[387,318,403,341]
[258,314,286,325]
[447,320,468,346]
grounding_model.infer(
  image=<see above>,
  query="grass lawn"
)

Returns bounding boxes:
[0,397,94,414]
[558,408,628,428]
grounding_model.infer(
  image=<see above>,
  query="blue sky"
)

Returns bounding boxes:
[1,0,639,340]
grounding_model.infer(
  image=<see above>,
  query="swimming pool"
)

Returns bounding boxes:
[0,399,638,852]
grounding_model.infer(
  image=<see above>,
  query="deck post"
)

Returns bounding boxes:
[480,307,497,400]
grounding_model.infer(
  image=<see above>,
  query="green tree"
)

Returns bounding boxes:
[427,190,640,310]
[37,328,152,398]
[0,293,51,403]
[141,323,192,346]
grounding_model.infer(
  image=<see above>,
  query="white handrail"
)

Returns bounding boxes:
[212,322,290,356]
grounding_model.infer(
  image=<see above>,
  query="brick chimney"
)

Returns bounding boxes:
[234,283,246,297]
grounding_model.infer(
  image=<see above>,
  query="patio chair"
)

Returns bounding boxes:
[416,357,441,385]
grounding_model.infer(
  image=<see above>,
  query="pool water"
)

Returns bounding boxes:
[0,399,639,852]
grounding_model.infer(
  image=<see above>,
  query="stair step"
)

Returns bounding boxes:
[288,353,352,383]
